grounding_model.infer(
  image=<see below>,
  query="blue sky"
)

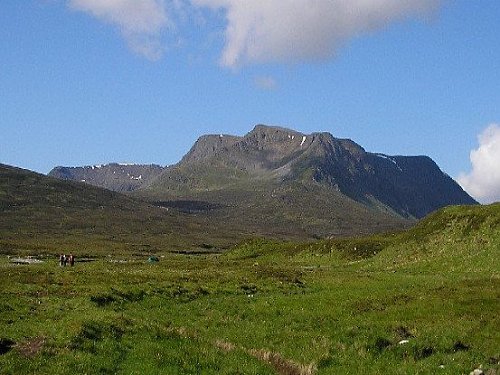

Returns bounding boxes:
[1,1,499,202]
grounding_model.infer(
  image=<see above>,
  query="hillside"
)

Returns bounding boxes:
[0,164,242,255]
[226,203,500,274]
[140,170,411,238]
[370,202,500,272]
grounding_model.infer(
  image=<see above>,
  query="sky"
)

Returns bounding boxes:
[1,0,499,203]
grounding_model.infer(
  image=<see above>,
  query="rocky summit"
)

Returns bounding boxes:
[144,124,477,219]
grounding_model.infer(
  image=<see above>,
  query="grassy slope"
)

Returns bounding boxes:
[0,164,243,255]
[0,204,498,374]
[370,203,500,273]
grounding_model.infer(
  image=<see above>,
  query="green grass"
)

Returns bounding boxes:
[0,254,498,374]
[1,204,499,374]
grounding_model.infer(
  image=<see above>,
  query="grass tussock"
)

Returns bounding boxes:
[248,348,317,375]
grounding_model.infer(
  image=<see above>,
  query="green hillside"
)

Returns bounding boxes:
[0,164,242,255]
[141,176,411,238]
[371,203,500,272]
[1,199,498,374]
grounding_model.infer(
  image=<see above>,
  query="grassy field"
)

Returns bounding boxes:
[1,204,499,374]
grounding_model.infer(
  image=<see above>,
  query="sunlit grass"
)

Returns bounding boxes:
[0,204,498,374]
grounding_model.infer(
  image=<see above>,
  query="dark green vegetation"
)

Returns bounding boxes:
[1,201,498,374]
[145,178,411,238]
[0,163,248,255]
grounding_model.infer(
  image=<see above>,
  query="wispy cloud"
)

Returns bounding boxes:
[191,0,440,67]
[68,0,171,60]
[253,75,277,91]
[458,124,500,204]
[66,1,441,66]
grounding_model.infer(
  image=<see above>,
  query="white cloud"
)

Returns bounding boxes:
[66,1,441,65]
[253,75,277,90]
[458,124,500,204]
[69,0,171,60]
[191,0,440,67]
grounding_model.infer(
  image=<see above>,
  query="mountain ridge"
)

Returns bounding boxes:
[46,124,477,237]
[143,124,477,219]
[49,163,165,192]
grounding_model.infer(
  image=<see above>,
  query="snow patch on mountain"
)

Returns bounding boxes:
[375,153,403,172]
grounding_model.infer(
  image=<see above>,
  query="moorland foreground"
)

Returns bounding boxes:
[1,203,499,374]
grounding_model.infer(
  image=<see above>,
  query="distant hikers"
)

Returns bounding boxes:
[59,254,75,267]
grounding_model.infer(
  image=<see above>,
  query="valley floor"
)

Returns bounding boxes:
[0,246,498,375]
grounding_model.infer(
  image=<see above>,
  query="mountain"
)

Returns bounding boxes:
[46,124,477,238]
[48,163,165,192]
[142,124,476,219]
